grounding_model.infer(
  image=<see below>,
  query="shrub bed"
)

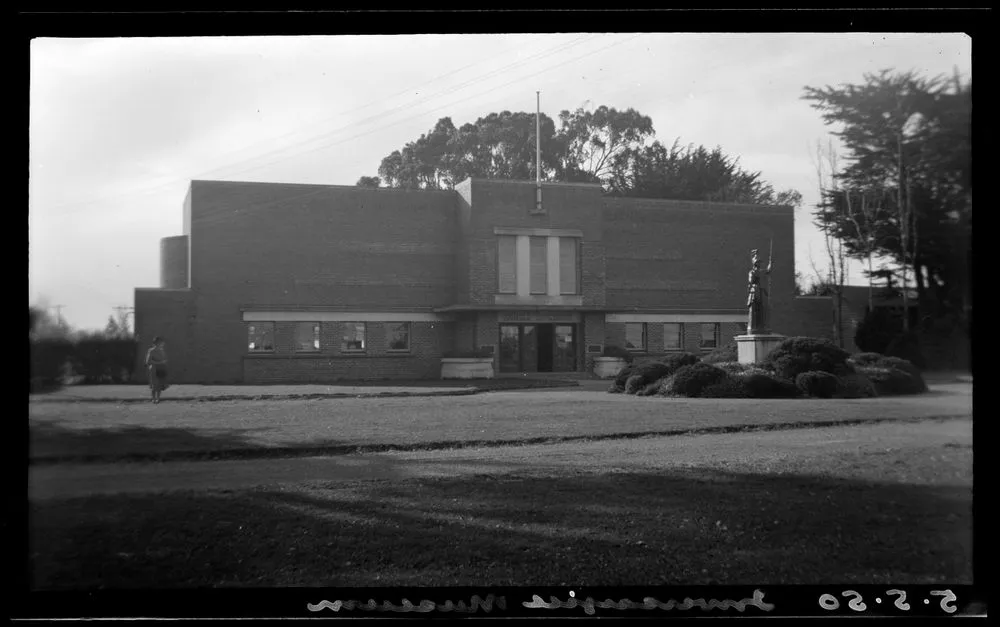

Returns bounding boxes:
[700,376,752,398]
[795,371,840,399]
[610,352,699,394]
[701,342,738,364]
[857,366,927,396]
[834,372,878,398]
[742,372,800,399]
[669,362,728,398]
[762,336,851,381]
[847,352,927,391]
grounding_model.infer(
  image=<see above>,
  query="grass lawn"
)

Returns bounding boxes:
[28,418,973,589]
[29,384,972,463]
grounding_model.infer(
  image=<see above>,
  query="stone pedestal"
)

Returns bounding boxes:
[735,334,785,365]
[592,357,628,379]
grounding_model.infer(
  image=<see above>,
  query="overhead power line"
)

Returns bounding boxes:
[38,34,600,215]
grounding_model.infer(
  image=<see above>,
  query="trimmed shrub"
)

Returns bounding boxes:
[603,344,635,364]
[762,336,851,381]
[700,376,752,398]
[849,352,885,367]
[835,372,877,399]
[670,362,728,397]
[884,331,927,370]
[614,352,699,394]
[637,380,662,396]
[624,374,645,395]
[847,352,926,390]
[607,383,623,394]
[795,371,840,398]
[701,341,738,364]
[655,374,680,397]
[743,372,800,398]
[854,307,902,354]
[858,366,927,396]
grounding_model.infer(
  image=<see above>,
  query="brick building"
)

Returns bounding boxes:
[134,178,837,383]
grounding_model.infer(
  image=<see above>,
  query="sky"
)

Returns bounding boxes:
[29,32,971,331]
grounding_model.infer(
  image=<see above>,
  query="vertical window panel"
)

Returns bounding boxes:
[498,236,517,294]
[529,236,547,294]
[248,323,275,352]
[342,323,366,352]
[559,237,578,294]
[625,323,646,351]
[295,322,321,352]
[663,323,682,350]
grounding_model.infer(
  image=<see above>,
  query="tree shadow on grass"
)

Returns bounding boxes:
[28,464,973,590]
[29,419,279,463]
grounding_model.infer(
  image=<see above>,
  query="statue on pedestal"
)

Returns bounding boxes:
[747,245,772,334]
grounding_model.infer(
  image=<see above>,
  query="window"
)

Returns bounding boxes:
[529,236,547,294]
[386,322,410,352]
[295,322,320,352]
[248,323,274,352]
[497,236,517,294]
[663,323,683,350]
[625,323,646,351]
[559,237,579,294]
[700,323,719,350]
[342,322,366,352]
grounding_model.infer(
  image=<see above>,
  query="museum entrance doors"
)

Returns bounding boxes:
[498,323,576,373]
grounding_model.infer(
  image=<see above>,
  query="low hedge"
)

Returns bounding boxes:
[611,352,700,394]
[701,342,738,364]
[848,353,926,391]
[700,376,753,398]
[857,366,927,396]
[834,372,877,398]
[742,372,800,398]
[624,374,645,395]
[762,336,852,381]
[795,371,840,399]
[670,362,728,397]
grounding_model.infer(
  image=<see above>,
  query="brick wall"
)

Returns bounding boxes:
[242,321,452,383]
[604,319,746,361]
[457,180,606,307]
[602,197,795,313]
[183,181,459,382]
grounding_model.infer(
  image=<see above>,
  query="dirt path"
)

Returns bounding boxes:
[29,416,972,500]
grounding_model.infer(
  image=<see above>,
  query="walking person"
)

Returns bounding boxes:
[145,336,168,404]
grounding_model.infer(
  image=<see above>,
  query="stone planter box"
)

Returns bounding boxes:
[735,334,785,364]
[441,357,495,380]
[592,356,628,379]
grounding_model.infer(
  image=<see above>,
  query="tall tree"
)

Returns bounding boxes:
[803,69,971,327]
[554,105,654,188]
[615,139,800,206]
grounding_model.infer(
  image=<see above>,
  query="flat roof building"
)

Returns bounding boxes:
[135,177,836,383]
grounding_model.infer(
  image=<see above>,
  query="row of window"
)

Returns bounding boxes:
[247,322,410,353]
[624,322,744,352]
[498,235,579,295]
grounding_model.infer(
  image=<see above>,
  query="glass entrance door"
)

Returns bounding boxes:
[498,323,577,373]
[499,325,520,373]
[553,324,576,372]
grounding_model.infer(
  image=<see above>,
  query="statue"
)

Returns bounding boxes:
[747,244,772,334]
